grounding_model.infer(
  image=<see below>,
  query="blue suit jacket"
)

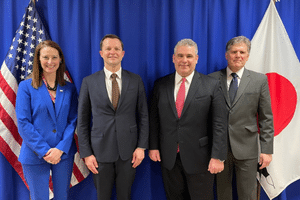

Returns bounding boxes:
[77,69,149,162]
[16,79,77,164]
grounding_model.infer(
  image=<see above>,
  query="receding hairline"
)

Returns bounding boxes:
[174,39,198,55]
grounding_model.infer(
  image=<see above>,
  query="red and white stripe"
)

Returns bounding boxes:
[0,61,89,198]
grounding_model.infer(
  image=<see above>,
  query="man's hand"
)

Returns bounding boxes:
[132,148,145,168]
[43,148,63,164]
[259,153,272,169]
[84,155,99,174]
[208,158,224,174]
[148,150,161,162]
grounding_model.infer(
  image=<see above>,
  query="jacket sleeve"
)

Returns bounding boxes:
[258,76,274,154]
[136,76,149,149]
[210,80,228,161]
[77,78,93,158]
[149,80,160,150]
[16,81,51,159]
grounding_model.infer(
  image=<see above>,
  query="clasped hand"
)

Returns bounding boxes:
[43,148,63,165]
[208,158,224,174]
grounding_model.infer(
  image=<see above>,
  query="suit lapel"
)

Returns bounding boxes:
[166,73,178,118]
[118,69,129,110]
[40,83,56,122]
[219,69,231,107]
[55,84,65,118]
[232,68,250,106]
[180,71,200,117]
[98,70,114,110]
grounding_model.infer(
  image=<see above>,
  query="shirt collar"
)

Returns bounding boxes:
[104,67,122,80]
[226,66,244,79]
[175,71,195,85]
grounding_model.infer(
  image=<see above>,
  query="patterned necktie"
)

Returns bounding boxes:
[176,77,186,118]
[229,73,238,104]
[111,73,120,110]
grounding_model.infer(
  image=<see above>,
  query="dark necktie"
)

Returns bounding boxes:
[111,73,120,110]
[229,73,238,104]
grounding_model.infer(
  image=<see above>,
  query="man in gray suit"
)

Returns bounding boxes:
[77,34,149,200]
[209,36,274,200]
[149,39,227,200]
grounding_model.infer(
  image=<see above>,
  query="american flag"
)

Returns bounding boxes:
[0,0,89,198]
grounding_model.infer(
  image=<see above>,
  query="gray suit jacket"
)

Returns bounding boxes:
[149,71,227,174]
[77,69,149,162]
[209,68,274,159]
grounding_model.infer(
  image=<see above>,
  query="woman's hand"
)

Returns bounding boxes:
[43,148,63,164]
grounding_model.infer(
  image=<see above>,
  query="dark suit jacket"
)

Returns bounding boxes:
[149,71,227,174]
[16,79,78,164]
[77,69,149,163]
[209,68,274,159]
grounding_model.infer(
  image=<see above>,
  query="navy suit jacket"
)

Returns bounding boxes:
[77,69,149,162]
[16,79,78,164]
[149,71,227,174]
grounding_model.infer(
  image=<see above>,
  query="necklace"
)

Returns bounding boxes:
[46,80,57,91]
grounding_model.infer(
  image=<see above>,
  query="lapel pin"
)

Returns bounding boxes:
[60,90,63,92]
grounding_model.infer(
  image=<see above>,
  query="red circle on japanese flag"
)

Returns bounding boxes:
[266,73,297,136]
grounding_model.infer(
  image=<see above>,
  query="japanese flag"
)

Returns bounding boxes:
[245,0,300,199]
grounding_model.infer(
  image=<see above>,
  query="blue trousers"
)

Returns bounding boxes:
[22,156,74,200]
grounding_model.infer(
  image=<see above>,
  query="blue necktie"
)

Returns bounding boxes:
[229,73,238,104]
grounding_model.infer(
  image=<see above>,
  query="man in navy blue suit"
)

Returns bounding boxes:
[77,34,149,200]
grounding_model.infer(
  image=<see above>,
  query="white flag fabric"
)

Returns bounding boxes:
[245,0,300,199]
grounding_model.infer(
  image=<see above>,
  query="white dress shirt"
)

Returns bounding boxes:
[174,71,194,102]
[104,67,122,102]
[226,67,244,90]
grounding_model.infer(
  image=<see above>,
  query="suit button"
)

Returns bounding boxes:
[52,129,56,133]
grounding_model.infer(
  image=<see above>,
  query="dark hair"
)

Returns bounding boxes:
[100,34,124,50]
[31,40,66,89]
[226,36,251,53]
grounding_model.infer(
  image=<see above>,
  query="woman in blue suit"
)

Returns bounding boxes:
[16,40,78,200]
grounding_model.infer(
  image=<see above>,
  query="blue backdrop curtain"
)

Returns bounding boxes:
[1,0,300,199]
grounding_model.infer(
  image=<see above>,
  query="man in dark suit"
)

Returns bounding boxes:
[149,39,227,200]
[77,34,149,200]
[209,36,274,200]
